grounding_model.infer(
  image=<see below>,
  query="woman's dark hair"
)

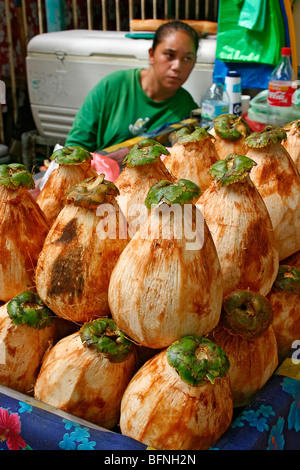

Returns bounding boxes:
[152,20,199,53]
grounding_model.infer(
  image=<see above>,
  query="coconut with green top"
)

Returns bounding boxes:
[198,154,279,297]
[36,174,129,323]
[34,317,137,429]
[164,126,219,192]
[267,265,300,361]
[108,178,223,349]
[36,145,97,225]
[0,291,57,395]
[208,289,278,407]
[245,125,300,260]
[209,114,251,159]
[119,335,233,450]
[0,163,49,302]
[282,119,300,172]
[114,138,175,230]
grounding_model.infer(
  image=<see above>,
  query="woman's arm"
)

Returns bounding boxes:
[65,84,103,152]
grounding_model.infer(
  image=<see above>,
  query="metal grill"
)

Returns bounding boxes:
[96,0,219,31]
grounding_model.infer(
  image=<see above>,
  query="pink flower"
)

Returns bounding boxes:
[0,407,27,450]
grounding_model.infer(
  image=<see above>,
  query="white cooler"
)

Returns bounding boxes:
[26,29,216,140]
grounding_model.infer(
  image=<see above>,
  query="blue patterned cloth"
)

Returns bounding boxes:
[0,385,146,450]
[212,373,300,450]
[0,362,299,450]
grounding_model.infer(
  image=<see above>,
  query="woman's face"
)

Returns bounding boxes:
[149,30,197,94]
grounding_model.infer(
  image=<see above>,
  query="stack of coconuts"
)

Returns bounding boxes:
[0,117,300,451]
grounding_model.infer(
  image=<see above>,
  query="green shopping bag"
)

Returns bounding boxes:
[238,0,267,31]
[216,0,286,66]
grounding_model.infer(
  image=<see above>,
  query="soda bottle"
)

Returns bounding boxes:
[201,76,229,128]
[267,47,297,126]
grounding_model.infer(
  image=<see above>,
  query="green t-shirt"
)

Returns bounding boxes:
[65,68,198,152]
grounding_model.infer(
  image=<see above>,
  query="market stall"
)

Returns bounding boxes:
[0,356,299,450]
[1,0,300,453]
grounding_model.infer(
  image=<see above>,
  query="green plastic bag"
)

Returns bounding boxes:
[238,0,267,31]
[216,0,286,66]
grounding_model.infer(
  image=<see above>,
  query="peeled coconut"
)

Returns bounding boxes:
[209,114,251,159]
[114,138,174,233]
[267,265,300,362]
[197,154,279,297]
[280,250,300,269]
[0,163,49,302]
[36,174,129,323]
[0,291,56,395]
[34,318,138,429]
[208,290,278,407]
[108,179,223,349]
[282,119,300,172]
[245,125,300,260]
[36,145,97,225]
[163,126,219,192]
[120,335,233,450]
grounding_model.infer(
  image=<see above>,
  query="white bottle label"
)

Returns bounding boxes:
[225,74,241,115]
[201,101,229,119]
[230,103,242,115]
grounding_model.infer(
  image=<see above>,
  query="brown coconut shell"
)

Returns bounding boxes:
[197,175,279,297]
[164,135,219,192]
[267,267,300,362]
[0,186,49,302]
[209,126,249,160]
[34,331,138,429]
[108,203,223,349]
[208,322,278,407]
[114,158,175,229]
[36,163,97,226]
[282,120,300,173]
[35,199,129,323]
[246,141,300,260]
[120,348,233,450]
[280,250,300,270]
[0,302,56,395]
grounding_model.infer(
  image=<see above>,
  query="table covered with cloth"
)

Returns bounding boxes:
[0,358,299,451]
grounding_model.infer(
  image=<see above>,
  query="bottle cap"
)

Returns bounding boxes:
[226,71,241,78]
[281,47,291,56]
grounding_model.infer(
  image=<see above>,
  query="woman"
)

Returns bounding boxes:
[65,21,199,162]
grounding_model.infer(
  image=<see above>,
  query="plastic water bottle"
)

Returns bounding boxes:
[267,47,297,126]
[225,71,242,116]
[201,76,229,128]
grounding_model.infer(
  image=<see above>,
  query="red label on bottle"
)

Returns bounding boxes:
[267,82,295,107]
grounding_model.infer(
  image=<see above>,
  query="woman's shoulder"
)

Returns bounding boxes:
[86,69,140,101]
[176,86,196,100]
[166,86,197,109]
[100,68,140,87]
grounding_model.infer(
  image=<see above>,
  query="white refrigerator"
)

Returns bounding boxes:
[26,29,216,140]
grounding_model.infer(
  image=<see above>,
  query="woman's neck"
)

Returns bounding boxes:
[140,68,175,102]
